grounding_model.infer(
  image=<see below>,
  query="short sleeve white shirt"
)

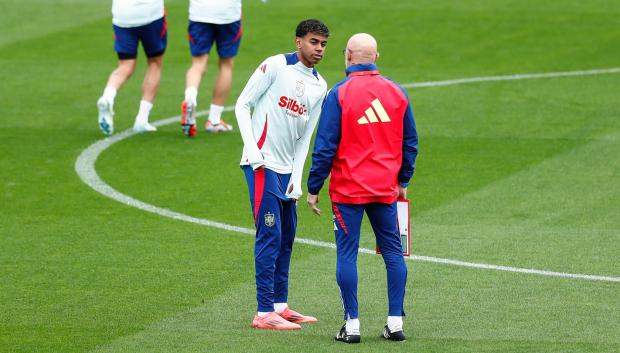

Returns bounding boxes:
[112,0,165,28]
[189,0,242,24]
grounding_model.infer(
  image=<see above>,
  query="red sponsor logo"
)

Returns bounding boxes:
[278,96,307,116]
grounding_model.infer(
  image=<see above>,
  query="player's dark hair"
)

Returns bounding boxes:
[295,19,330,38]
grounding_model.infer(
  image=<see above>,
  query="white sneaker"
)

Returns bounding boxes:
[97,97,114,135]
[133,121,157,133]
[205,119,233,133]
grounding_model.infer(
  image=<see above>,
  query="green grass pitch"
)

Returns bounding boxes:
[1,0,619,352]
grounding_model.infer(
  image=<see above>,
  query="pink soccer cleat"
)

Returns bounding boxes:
[278,307,319,324]
[252,312,301,330]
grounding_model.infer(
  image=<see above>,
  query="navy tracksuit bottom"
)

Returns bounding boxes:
[332,202,407,319]
[243,166,296,312]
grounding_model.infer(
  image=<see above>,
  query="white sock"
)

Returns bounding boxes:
[102,86,117,105]
[346,318,360,335]
[387,316,403,332]
[208,104,224,125]
[274,303,288,314]
[135,100,153,125]
[257,311,271,318]
[184,87,198,105]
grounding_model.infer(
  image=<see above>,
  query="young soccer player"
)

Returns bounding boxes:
[235,19,329,330]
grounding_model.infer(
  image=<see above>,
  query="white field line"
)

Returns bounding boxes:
[76,67,620,283]
[402,67,620,88]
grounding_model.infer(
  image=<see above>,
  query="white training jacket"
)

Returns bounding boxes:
[112,0,164,28]
[235,52,328,199]
[189,0,242,24]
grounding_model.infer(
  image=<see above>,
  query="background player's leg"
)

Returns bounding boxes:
[211,57,233,107]
[141,55,163,103]
[105,23,140,95]
[132,17,166,132]
[97,22,139,136]
[185,54,209,103]
[131,55,162,132]
[181,54,207,137]
[134,58,161,130]
[181,21,215,136]
[184,21,214,105]
[105,59,137,92]
[97,59,136,135]
[206,57,234,129]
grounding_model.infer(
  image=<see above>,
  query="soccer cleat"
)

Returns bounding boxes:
[97,97,114,135]
[278,307,318,324]
[181,100,196,137]
[252,312,301,330]
[335,324,361,344]
[382,325,406,341]
[133,121,157,133]
[205,119,233,133]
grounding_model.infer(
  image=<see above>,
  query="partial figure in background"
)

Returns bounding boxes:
[306,33,419,343]
[97,0,167,135]
[181,0,242,137]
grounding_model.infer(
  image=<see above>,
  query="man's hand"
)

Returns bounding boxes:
[398,185,407,199]
[306,193,321,215]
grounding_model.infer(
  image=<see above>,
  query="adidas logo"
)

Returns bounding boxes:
[357,98,391,124]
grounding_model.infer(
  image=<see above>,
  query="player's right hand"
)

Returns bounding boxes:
[307,193,321,216]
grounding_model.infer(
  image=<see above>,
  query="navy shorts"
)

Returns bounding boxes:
[113,16,167,60]
[187,20,242,58]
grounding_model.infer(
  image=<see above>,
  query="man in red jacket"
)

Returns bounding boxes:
[306,33,418,343]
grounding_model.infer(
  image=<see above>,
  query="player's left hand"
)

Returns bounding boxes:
[307,193,321,215]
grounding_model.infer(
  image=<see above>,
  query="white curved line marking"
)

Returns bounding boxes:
[76,68,620,283]
[403,67,620,88]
